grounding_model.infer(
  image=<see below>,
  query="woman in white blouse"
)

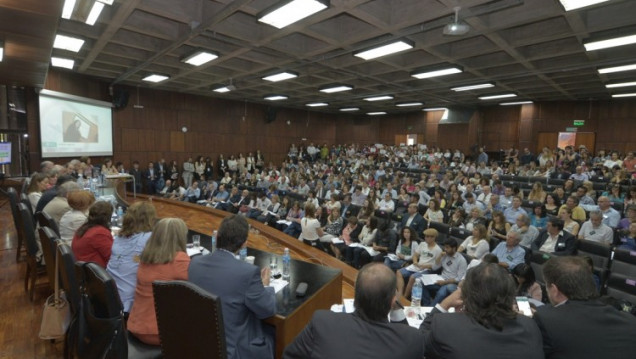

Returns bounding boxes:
[300,203,324,249]
[26,172,49,212]
[423,199,444,223]
[59,190,95,244]
[458,223,490,260]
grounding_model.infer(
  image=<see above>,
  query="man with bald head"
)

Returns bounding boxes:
[596,196,620,229]
[284,263,424,358]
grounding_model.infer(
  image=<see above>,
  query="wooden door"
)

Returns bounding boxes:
[536,132,559,152]
[575,132,596,154]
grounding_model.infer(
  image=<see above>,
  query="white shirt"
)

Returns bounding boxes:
[540,231,562,253]
[579,221,613,245]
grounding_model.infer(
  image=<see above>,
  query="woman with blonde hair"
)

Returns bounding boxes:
[59,190,96,243]
[127,218,190,345]
[106,201,158,313]
[527,182,547,203]
[459,223,490,260]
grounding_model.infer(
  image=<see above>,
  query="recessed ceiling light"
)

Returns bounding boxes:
[51,57,75,69]
[213,86,232,93]
[340,107,360,112]
[319,85,353,93]
[559,0,609,11]
[412,66,463,79]
[612,93,636,98]
[264,95,288,101]
[423,107,448,111]
[258,0,328,29]
[142,74,170,83]
[363,95,393,102]
[53,34,85,52]
[598,63,636,74]
[584,34,636,51]
[354,40,414,60]
[500,101,533,106]
[182,51,218,66]
[85,1,105,25]
[262,72,298,82]
[61,0,76,19]
[395,102,424,107]
[451,83,495,92]
[479,93,517,100]
[606,81,636,88]
[367,112,387,116]
[306,102,328,107]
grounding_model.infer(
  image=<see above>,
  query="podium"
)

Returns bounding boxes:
[102,174,136,207]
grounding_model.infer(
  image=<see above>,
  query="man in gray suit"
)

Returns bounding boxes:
[189,215,276,359]
[283,263,425,359]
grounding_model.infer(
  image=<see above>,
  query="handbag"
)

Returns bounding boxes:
[39,246,71,340]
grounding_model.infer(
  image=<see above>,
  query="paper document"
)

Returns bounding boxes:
[404,264,420,272]
[386,253,399,261]
[186,247,202,257]
[331,238,344,244]
[419,274,445,286]
[277,220,292,225]
[343,298,355,313]
[269,278,289,293]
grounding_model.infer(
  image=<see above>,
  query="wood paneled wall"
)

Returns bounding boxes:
[25,70,636,173]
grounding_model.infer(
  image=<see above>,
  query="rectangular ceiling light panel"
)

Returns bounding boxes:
[258,0,328,29]
[559,0,609,11]
[354,40,414,60]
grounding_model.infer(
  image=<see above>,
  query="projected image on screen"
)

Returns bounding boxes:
[63,112,98,143]
[39,90,113,158]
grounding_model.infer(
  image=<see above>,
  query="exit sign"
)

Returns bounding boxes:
[573,120,585,126]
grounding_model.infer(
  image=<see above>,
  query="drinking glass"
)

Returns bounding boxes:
[192,235,201,249]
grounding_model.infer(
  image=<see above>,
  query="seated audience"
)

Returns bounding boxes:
[534,256,636,359]
[284,263,425,358]
[532,218,577,256]
[491,231,526,270]
[417,238,467,306]
[512,263,543,302]
[458,224,490,260]
[127,218,190,345]
[383,227,418,270]
[578,210,613,245]
[71,201,114,267]
[419,263,543,359]
[106,201,157,313]
[59,190,95,243]
[189,215,276,359]
[510,213,540,248]
[26,172,49,213]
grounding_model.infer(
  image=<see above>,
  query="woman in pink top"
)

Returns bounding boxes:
[127,218,190,346]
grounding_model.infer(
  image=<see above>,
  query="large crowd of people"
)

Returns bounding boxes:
[24,142,636,359]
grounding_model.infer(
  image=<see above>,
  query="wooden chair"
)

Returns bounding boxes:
[17,203,47,301]
[153,280,227,359]
[7,187,23,261]
[38,226,59,293]
[36,210,60,237]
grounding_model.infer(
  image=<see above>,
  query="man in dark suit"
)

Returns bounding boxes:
[142,161,158,194]
[531,218,577,256]
[419,263,544,359]
[284,263,425,358]
[400,203,426,235]
[189,215,276,359]
[533,256,636,359]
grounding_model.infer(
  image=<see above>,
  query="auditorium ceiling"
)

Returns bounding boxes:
[1,0,636,114]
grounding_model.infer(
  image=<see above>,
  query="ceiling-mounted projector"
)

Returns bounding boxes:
[443,7,470,36]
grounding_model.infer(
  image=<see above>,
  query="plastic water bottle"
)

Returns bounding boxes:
[282,248,291,280]
[411,280,423,307]
[111,210,118,227]
[76,174,83,188]
[116,206,124,226]
[211,230,217,253]
[239,247,247,261]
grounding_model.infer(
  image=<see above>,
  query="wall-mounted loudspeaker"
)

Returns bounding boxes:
[112,89,129,109]
[264,106,278,123]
